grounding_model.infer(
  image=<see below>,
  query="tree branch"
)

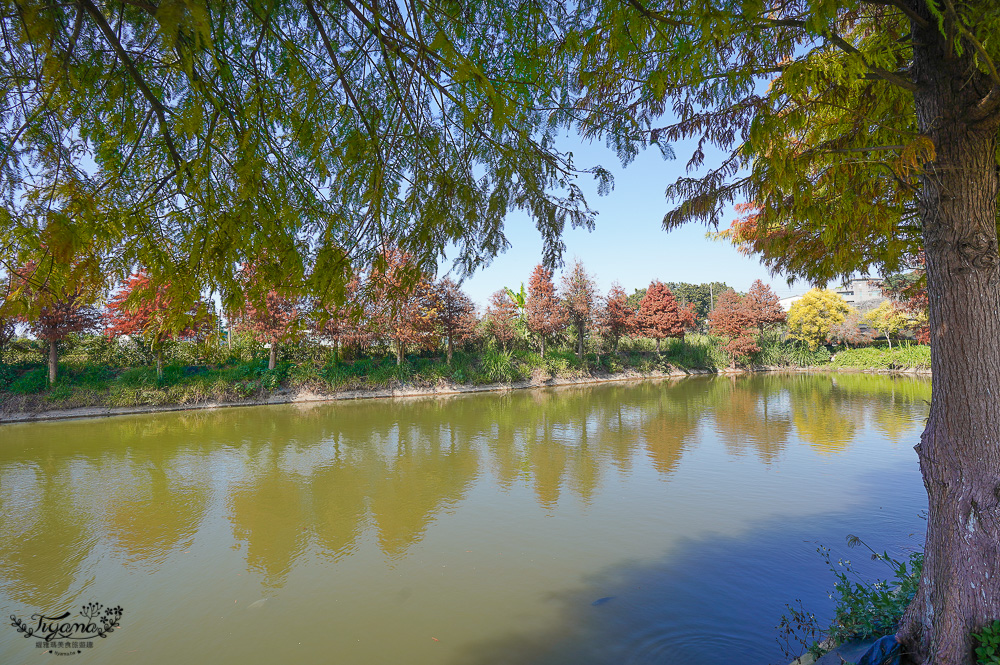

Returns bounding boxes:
[824,32,919,92]
[76,0,185,173]
[863,0,931,28]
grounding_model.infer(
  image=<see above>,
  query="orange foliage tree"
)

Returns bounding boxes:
[525,264,566,357]
[424,277,477,365]
[707,289,758,366]
[485,289,518,352]
[636,281,691,352]
[365,249,435,365]
[596,282,635,353]
[744,279,786,336]
[233,264,302,370]
[311,277,372,361]
[560,259,596,359]
[881,252,930,344]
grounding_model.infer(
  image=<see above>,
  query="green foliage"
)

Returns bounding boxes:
[830,345,931,370]
[665,282,732,321]
[823,539,923,644]
[973,620,1000,665]
[541,349,580,377]
[0,363,18,390]
[755,339,832,367]
[662,335,726,370]
[2,0,603,305]
[46,382,73,401]
[778,537,923,661]
[0,330,929,414]
[8,368,48,394]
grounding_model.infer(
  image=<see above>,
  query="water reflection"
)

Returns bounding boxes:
[0,469,96,608]
[0,373,931,655]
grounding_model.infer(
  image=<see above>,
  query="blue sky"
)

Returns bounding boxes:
[446,134,812,309]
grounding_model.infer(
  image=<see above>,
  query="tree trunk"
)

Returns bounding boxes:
[47,340,57,385]
[268,344,278,370]
[577,322,584,359]
[886,332,892,350]
[655,337,660,354]
[156,348,163,381]
[898,8,1000,663]
[447,334,453,366]
[540,336,546,358]
[396,341,403,366]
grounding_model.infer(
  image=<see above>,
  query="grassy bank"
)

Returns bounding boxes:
[0,334,930,414]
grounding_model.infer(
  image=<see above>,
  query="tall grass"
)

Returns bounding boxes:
[755,340,832,367]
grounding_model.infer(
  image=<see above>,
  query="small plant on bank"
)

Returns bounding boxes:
[823,536,922,644]
[974,620,1000,665]
[776,535,923,662]
[776,599,825,661]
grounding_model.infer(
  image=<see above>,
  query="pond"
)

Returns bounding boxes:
[0,373,930,665]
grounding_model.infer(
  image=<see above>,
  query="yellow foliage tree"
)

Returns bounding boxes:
[864,301,928,349]
[786,289,851,350]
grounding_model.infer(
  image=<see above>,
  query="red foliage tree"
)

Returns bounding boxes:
[561,259,596,359]
[744,279,786,335]
[525,264,567,357]
[424,277,477,365]
[678,301,697,334]
[485,289,518,352]
[105,272,216,378]
[595,282,635,353]
[238,290,299,370]
[637,281,688,352]
[312,277,372,361]
[13,262,101,385]
[233,264,301,370]
[707,289,758,366]
[365,248,433,365]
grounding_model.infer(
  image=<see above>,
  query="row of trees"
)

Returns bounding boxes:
[782,288,928,354]
[4,253,932,382]
[3,253,762,383]
[703,279,930,366]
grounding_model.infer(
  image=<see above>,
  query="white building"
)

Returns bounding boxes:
[778,294,805,312]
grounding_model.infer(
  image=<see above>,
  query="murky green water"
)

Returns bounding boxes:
[0,374,930,664]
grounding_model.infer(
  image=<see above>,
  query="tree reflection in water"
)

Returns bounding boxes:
[0,374,932,604]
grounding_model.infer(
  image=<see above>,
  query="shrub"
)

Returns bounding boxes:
[9,368,48,394]
[830,344,931,370]
[0,364,19,390]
